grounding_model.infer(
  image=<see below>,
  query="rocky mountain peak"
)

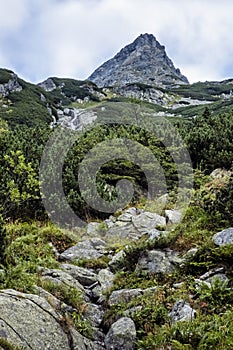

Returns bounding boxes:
[88,33,189,88]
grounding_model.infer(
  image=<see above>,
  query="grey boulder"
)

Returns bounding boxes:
[136,249,182,274]
[105,317,136,350]
[60,238,107,262]
[213,228,233,246]
[169,300,196,323]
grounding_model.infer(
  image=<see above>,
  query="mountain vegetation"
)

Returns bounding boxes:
[0,34,232,350]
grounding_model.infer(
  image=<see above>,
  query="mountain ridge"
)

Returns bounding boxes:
[88,33,189,88]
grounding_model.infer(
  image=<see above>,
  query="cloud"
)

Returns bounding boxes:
[0,0,233,83]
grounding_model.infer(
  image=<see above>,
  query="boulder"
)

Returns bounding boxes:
[136,249,181,274]
[0,289,75,350]
[195,268,228,289]
[213,228,233,246]
[147,229,167,241]
[195,273,229,289]
[132,211,166,233]
[109,250,126,270]
[210,168,231,179]
[169,300,196,323]
[38,78,56,91]
[165,209,182,225]
[106,221,142,240]
[60,238,107,262]
[61,264,98,286]
[108,289,142,306]
[40,268,85,293]
[83,303,104,328]
[105,317,136,350]
[87,222,102,236]
[98,268,115,292]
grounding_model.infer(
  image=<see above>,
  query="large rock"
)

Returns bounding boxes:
[109,250,126,270]
[98,268,115,292]
[132,211,166,233]
[40,268,85,293]
[210,168,231,180]
[108,289,142,306]
[169,300,196,323]
[213,228,233,246]
[165,209,182,225]
[83,303,104,327]
[195,268,229,289]
[0,289,77,350]
[105,317,136,350]
[61,264,98,287]
[108,286,158,306]
[59,238,107,262]
[136,249,181,274]
[105,221,142,240]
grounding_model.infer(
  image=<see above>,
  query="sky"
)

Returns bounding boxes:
[0,0,233,84]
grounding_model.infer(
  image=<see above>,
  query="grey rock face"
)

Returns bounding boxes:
[60,238,107,262]
[0,73,22,97]
[213,228,233,246]
[88,33,188,88]
[38,77,56,91]
[105,317,136,350]
[106,221,142,240]
[136,249,181,274]
[114,83,174,105]
[0,289,72,350]
[169,300,196,322]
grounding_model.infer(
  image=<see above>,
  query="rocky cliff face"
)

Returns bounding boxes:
[88,33,189,88]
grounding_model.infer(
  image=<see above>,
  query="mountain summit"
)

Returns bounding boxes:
[88,33,189,88]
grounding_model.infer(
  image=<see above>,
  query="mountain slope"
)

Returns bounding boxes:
[88,33,189,88]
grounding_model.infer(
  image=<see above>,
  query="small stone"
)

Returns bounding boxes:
[169,300,196,323]
[165,209,182,224]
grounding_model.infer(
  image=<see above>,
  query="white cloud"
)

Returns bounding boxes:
[0,0,233,83]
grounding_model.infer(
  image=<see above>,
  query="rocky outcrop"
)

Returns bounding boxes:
[86,208,167,242]
[113,83,174,105]
[0,73,22,97]
[88,33,188,88]
[0,289,88,350]
[38,78,56,92]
